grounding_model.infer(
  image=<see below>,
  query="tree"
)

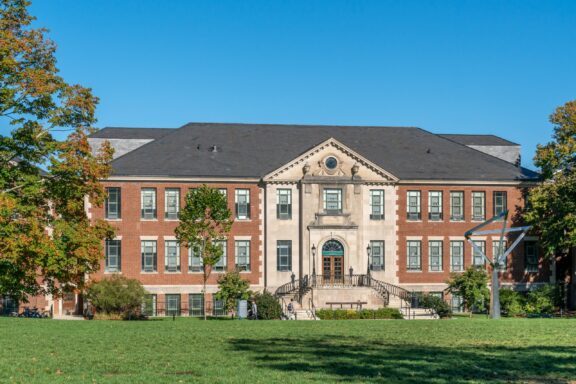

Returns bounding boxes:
[446,267,490,315]
[0,0,114,303]
[85,275,147,319]
[253,290,282,320]
[524,100,576,257]
[214,270,251,316]
[175,185,233,320]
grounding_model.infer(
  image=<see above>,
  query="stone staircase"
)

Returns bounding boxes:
[275,274,440,320]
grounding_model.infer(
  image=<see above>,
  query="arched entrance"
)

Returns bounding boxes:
[322,239,344,284]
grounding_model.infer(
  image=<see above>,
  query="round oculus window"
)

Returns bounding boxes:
[325,156,338,170]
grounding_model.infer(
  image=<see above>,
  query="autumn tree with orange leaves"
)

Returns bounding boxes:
[0,0,115,302]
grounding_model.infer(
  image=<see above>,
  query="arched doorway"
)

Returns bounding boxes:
[322,240,344,284]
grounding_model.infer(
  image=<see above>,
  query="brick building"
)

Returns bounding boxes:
[44,122,559,316]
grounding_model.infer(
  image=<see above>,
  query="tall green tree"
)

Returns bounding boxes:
[0,0,114,302]
[446,267,490,315]
[175,185,233,320]
[524,100,576,256]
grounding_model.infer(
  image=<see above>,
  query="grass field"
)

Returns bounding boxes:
[0,317,575,383]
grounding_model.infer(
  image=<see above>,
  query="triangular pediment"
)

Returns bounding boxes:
[263,138,398,183]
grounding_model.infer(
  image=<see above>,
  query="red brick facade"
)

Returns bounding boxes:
[396,184,551,288]
[90,181,262,286]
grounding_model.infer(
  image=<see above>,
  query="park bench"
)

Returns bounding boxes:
[325,301,368,310]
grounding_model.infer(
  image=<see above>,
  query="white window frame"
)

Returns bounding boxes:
[471,192,485,221]
[472,240,486,267]
[235,240,250,271]
[164,188,180,220]
[428,191,443,221]
[450,191,464,221]
[188,245,203,273]
[164,240,180,272]
[214,241,227,272]
[407,191,421,220]
[370,190,385,220]
[493,191,507,218]
[235,189,250,220]
[141,188,157,219]
[141,240,157,272]
[450,241,464,272]
[370,240,385,271]
[407,240,421,271]
[323,188,342,214]
[105,239,121,272]
[277,189,292,220]
[277,240,292,271]
[429,240,443,272]
[105,187,121,219]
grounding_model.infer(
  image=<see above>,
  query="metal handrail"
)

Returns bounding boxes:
[276,273,416,319]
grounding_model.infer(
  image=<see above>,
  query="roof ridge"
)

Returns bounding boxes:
[180,122,421,129]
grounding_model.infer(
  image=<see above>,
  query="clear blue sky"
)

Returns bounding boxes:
[23,1,576,168]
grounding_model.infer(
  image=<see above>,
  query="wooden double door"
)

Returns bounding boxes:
[323,256,344,284]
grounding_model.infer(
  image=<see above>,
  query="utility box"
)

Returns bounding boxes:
[237,300,248,319]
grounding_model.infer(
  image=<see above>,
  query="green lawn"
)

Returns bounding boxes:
[1,317,575,383]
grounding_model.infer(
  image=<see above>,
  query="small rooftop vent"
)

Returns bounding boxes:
[209,145,220,153]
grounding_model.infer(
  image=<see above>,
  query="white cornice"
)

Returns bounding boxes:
[104,176,260,183]
[397,180,538,186]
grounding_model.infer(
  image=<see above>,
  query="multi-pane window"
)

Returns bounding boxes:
[471,192,485,221]
[370,190,385,220]
[323,188,342,214]
[142,294,157,317]
[277,240,292,271]
[105,187,121,219]
[370,241,385,271]
[141,188,157,219]
[212,294,226,316]
[525,241,538,272]
[407,191,421,220]
[493,191,507,218]
[165,241,180,272]
[407,241,421,271]
[218,188,228,198]
[450,241,464,272]
[235,189,250,220]
[429,241,443,272]
[472,240,486,267]
[141,240,157,272]
[277,189,292,220]
[165,189,180,220]
[451,294,464,313]
[105,240,121,272]
[428,191,443,221]
[188,294,204,317]
[450,191,464,221]
[165,294,181,316]
[213,241,227,272]
[493,240,507,271]
[235,240,250,271]
[188,245,202,272]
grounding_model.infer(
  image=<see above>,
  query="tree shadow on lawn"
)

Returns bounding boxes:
[228,336,576,383]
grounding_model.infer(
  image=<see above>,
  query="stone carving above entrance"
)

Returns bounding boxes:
[263,138,398,183]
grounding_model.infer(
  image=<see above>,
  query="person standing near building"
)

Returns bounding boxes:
[251,300,258,320]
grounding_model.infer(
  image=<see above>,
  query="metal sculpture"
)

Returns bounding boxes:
[464,210,532,319]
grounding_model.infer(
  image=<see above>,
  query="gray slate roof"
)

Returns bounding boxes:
[438,134,519,146]
[90,127,174,140]
[101,123,538,181]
